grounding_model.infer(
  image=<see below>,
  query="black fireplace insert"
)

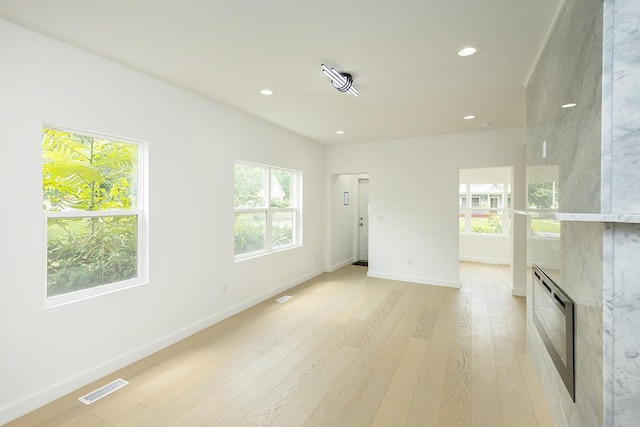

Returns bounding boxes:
[532,264,575,401]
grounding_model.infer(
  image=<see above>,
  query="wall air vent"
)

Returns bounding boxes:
[78,378,129,405]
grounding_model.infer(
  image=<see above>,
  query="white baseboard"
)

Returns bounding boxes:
[325,257,357,273]
[512,288,527,297]
[0,268,324,426]
[459,257,511,265]
[366,271,461,288]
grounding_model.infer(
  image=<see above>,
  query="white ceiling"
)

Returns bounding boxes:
[0,0,562,144]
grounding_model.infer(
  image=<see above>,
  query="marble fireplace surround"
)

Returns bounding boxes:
[518,212,640,427]
[517,210,640,425]
[522,0,639,425]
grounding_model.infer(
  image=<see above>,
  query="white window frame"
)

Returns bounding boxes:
[234,161,302,261]
[43,125,148,308]
[459,182,511,235]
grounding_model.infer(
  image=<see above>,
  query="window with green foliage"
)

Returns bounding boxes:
[42,127,146,302]
[459,183,511,234]
[234,161,301,258]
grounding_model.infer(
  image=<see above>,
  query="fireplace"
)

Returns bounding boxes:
[532,264,575,401]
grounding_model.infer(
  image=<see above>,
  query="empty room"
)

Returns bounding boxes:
[1,0,638,426]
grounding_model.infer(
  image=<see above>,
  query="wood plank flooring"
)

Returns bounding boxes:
[6,262,554,426]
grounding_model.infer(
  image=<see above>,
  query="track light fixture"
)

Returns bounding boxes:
[321,64,359,96]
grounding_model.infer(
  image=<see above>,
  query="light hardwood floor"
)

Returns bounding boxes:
[6,262,554,427]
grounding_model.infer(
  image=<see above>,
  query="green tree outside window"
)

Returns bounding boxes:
[43,128,141,297]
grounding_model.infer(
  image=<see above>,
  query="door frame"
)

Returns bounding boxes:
[358,178,369,261]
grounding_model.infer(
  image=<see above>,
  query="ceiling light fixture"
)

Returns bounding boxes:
[321,64,358,96]
[464,115,476,120]
[260,89,273,95]
[561,103,577,108]
[336,130,345,134]
[457,46,480,57]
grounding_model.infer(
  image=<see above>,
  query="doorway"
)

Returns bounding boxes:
[358,178,369,262]
[328,173,369,271]
[459,166,513,265]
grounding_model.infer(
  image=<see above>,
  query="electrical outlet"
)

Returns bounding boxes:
[222,283,228,294]
[408,258,412,265]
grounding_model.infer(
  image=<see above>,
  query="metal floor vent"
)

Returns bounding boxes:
[78,378,129,405]
[275,295,292,303]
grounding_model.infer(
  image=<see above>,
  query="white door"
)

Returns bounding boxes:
[358,179,369,261]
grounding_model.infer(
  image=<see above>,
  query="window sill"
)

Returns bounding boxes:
[234,243,301,262]
[528,234,561,241]
[459,232,511,236]
[44,278,148,310]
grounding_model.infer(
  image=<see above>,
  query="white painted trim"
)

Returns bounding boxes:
[326,257,357,273]
[0,268,324,425]
[459,257,511,266]
[512,288,527,297]
[366,271,461,288]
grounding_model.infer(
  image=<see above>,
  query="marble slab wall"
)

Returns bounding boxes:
[527,222,604,426]
[602,0,640,214]
[604,223,640,426]
[526,0,605,426]
[601,2,640,424]
[527,0,640,426]
[526,0,603,215]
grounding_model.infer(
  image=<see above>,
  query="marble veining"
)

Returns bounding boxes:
[605,224,640,426]
[608,0,640,214]
[526,0,603,215]
[527,0,640,420]
[527,221,604,427]
[601,1,640,425]
[526,1,606,425]
[521,210,640,222]
[525,0,640,425]
[554,213,640,223]
[602,224,615,427]
[601,0,614,214]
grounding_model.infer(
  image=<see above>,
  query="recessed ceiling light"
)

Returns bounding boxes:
[561,103,577,108]
[336,130,345,134]
[457,46,480,57]
[260,89,273,95]
[464,115,476,120]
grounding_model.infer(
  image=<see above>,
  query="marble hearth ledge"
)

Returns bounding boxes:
[512,210,640,223]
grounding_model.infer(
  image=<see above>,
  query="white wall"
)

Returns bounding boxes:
[328,174,360,270]
[459,234,512,264]
[326,128,525,288]
[0,20,325,424]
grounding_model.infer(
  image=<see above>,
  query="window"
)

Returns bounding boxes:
[42,127,146,303]
[234,161,301,259]
[459,183,511,234]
